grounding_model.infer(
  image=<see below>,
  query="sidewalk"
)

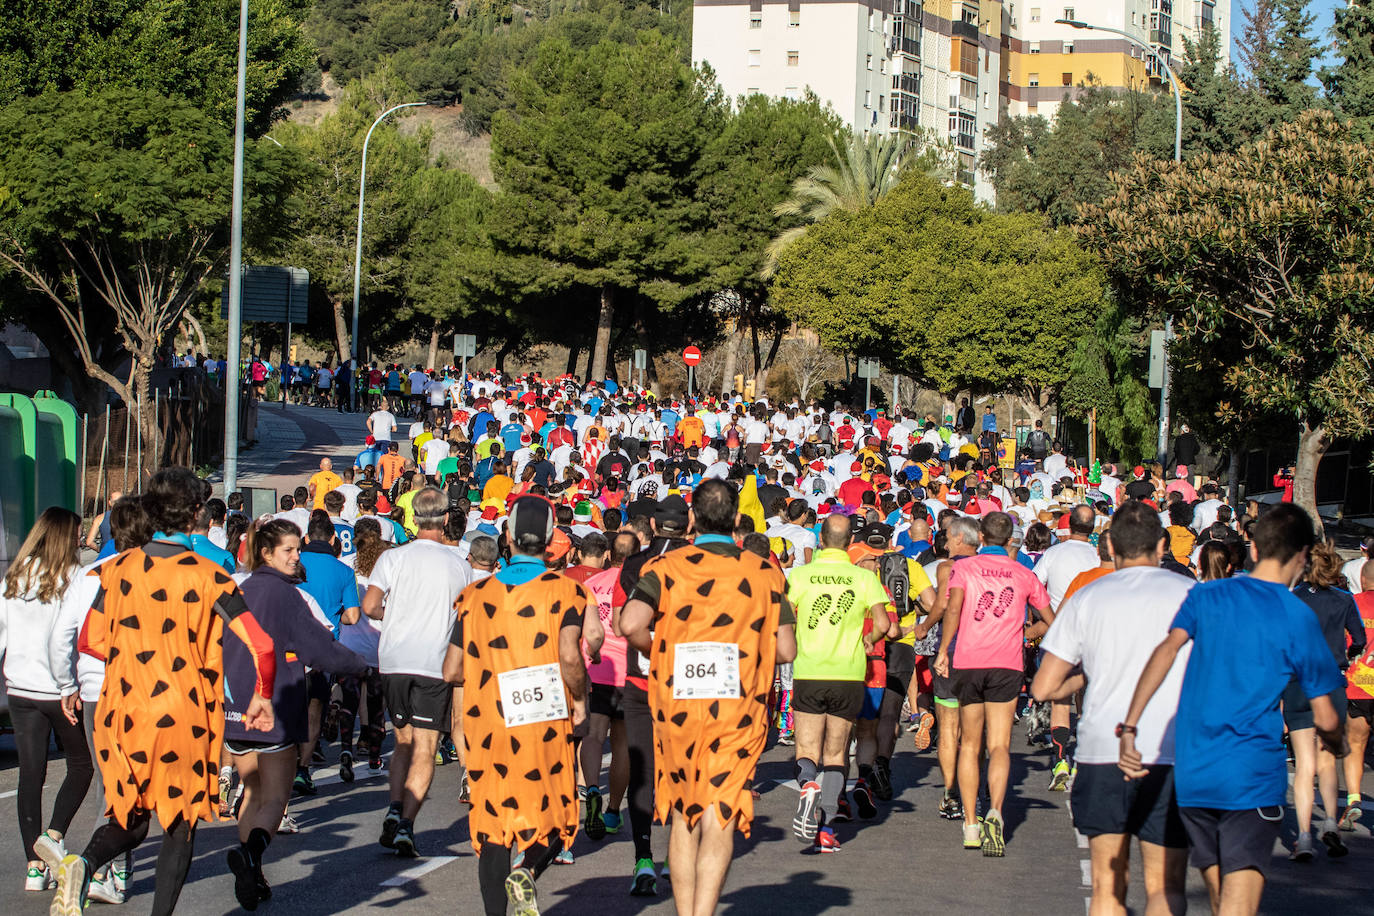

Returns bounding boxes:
[209,404,386,503]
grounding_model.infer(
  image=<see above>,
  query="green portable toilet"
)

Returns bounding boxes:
[33,391,78,516]
[0,393,36,567]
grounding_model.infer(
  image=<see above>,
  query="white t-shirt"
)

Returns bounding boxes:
[767,522,817,563]
[1033,538,1100,610]
[368,410,398,441]
[1342,556,1367,594]
[1039,566,1194,765]
[334,483,362,522]
[274,507,312,535]
[1043,453,1068,481]
[1191,498,1223,533]
[421,438,449,476]
[369,539,473,679]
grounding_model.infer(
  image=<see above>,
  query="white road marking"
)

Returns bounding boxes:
[1076,831,1088,849]
[1080,858,1092,887]
[378,856,459,887]
[0,789,17,799]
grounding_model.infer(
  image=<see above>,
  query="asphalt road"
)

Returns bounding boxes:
[1,725,1369,915]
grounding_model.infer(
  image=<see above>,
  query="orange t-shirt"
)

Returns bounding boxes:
[378,453,406,490]
[1062,565,1113,604]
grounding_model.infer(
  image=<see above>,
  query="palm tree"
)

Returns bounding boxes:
[762,130,947,278]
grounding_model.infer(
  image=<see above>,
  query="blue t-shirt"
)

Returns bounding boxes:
[1171,577,1345,809]
[298,547,360,637]
[500,422,525,453]
[586,396,603,416]
[331,518,356,562]
[355,446,382,470]
[189,533,236,574]
[894,532,930,560]
[660,409,679,436]
[470,411,496,439]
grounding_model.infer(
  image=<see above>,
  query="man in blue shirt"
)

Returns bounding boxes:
[981,405,997,434]
[190,505,236,573]
[499,415,525,453]
[1118,503,1344,916]
[355,436,382,472]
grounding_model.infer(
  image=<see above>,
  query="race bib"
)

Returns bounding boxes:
[672,642,741,700]
[497,663,567,728]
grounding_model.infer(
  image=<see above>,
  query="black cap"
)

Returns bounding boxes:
[654,495,690,530]
[857,522,894,549]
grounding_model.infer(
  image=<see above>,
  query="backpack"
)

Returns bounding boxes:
[879,551,938,655]
[1026,429,1050,456]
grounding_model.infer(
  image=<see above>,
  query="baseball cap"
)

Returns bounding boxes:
[545,528,573,561]
[654,494,690,530]
[508,494,555,547]
[856,522,894,550]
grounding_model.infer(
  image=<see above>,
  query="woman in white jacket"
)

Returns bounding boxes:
[0,507,93,891]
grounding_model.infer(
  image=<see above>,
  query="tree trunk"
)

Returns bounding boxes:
[756,326,784,396]
[565,344,581,376]
[426,319,440,371]
[590,284,614,383]
[495,332,520,372]
[1294,421,1331,538]
[1227,447,1241,508]
[719,319,738,395]
[331,297,351,365]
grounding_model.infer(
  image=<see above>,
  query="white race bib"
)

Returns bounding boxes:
[497,663,567,728]
[672,642,741,700]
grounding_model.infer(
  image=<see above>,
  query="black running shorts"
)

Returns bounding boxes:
[951,667,1021,705]
[382,674,451,731]
[1071,763,1188,848]
[1180,806,1283,875]
[792,679,865,720]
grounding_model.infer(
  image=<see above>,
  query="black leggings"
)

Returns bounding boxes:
[83,812,195,916]
[478,836,563,916]
[337,671,385,752]
[622,682,655,862]
[10,695,93,860]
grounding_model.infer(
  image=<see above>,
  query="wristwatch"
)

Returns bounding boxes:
[1115,722,1137,738]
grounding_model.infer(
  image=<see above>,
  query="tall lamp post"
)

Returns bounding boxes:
[223,0,250,495]
[1057,18,1182,464]
[349,101,429,411]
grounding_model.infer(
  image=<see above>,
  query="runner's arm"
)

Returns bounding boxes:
[443,613,465,685]
[619,598,655,653]
[1310,693,1346,757]
[934,585,964,669]
[362,584,386,620]
[1118,626,1191,779]
[1024,602,1054,641]
[1030,652,1085,703]
[913,564,952,640]
[560,623,589,726]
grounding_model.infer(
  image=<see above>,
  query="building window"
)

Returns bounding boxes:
[865,89,872,107]
[1028,72,1039,86]
[1063,6,1074,19]
[1030,6,1040,21]
[1030,40,1040,53]
[787,50,800,66]
[790,9,800,27]
[748,49,762,67]
[1028,102,1038,113]
[962,4,977,24]
[1064,41,1073,53]
[880,57,887,73]
[869,10,876,30]
[984,91,989,108]
[867,53,873,70]
[749,11,762,28]
[880,94,886,111]
[784,86,801,100]
[1062,71,1072,85]
[747,87,760,94]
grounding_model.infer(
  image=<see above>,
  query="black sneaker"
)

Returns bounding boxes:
[379,807,401,849]
[226,848,260,911]
[852,780,877,820]
[584,789,607,841]
[339,750,355,784]
[832,794,853,823]
[870,758,893,801]
[393,820,418,858]
[311,743,327,765]
[293,769,317,796]
[938,793,963,821]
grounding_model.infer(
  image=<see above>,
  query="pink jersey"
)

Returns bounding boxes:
[948,552,1050,671]
[584,566,627,686]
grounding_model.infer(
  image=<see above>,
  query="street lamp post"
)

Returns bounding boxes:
[349,101,429,411]
[1056,18,1181,464]
[223,0,250,495]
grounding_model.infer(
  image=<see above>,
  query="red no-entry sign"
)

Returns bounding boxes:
[682,346,702,366]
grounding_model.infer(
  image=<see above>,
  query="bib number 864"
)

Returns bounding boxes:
[682,663,717,679]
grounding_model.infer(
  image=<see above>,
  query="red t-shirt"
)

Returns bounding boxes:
[837,477,871,508]
[1349,592,1374,700]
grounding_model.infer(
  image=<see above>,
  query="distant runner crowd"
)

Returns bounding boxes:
[4,366,1372,916]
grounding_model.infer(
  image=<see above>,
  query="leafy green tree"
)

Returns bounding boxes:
[1321,0,1374,141]
[307,0,470,99]
[1059,302,1157,460]
[273,77,431,362]
[1236,0,1318,123]
[0,88,297,447]
[489,32,725,382]
[0,0,313,135]
[1079,111,1374,532]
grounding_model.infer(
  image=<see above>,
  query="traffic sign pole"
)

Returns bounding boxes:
[681,346,702,401]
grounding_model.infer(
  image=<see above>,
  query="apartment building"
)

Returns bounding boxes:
[692,0,1003,203]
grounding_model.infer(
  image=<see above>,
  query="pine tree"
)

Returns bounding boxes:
[1321,0,1374,139]
[1238,0,1318,120]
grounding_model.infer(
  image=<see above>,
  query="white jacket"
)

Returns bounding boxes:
[54,558,114,703]
[0,563,81,701]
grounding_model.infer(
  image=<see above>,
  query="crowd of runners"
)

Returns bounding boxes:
[2,367,1372,916]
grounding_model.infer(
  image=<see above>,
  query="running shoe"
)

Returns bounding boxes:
[981,812,1006,857]
[629,858,657,897]
[219,767,234,818]
[293,769,317,796]
[870,758,893,802]
[832,794,853,823]
[441,736,459,763]
[368,744,383,770]
[33,832,67,876]
[584,788,607,841]
[1049,759,1071,792]
[339,750,355,784]
[793,780,822,842]
[227,848,261,911]
[659,861,669,883]
[939,793,964,821]
[911,711,935,751]
[25,864,52,892]
[852,779,877,820]
[603,810,622,834]
[393,821,418,858]
[815,826,841,853]
[459,770,471,805]
[777,732,795,746]
[379,807,402,849]
[111,852,132,894]
[86,873,125,905]
[553,848,574,865]
[963,823,981,849]
[1320,819,1348,858]
[505,866,540,916]
[322,700,341,742]
[1338,804,1363,832]
[50,854,89,915]
[278,813,301,835]
[1290,832,1315,861]
[310,743,326,765]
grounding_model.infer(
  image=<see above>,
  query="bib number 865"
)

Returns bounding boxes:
[510,686,545,705]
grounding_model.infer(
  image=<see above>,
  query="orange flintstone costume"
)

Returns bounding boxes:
[633,541,791,835]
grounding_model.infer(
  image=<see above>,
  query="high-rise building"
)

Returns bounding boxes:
[691,0,1004,203]
[1003,0,1230,119]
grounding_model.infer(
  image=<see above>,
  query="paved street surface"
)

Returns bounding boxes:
[208,403,378,504]
[2,726,1369,915]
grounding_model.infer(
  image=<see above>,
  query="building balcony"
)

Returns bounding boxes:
[1149,28,1171,45]
[890,111,921,131]
[889,35,920,56]
[952,19,979,42]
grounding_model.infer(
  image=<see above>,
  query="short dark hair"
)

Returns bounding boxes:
[1250,503,1315,564]
[1167,500,1194,528]
[1108,500,1164,560]
[980,511,1013,546]
[307,510,336,543]
[1068,505,1096,536]
[691,479,738,536]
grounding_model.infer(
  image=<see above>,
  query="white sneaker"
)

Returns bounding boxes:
[111,851,133,894]
[278,813,301,834]
[87,873,127,904]
[33,832,67,874]
[25,863,52,891]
